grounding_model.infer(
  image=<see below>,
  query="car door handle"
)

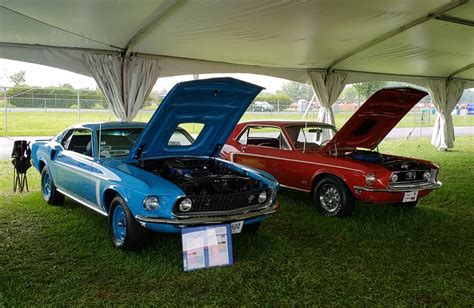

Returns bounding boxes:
[241,146,247,152]
[57,153,64,158]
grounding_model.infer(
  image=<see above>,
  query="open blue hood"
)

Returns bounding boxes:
[128,78,263,161]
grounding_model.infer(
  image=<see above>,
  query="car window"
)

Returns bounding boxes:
[98,128,143,158]
[237,126,289,150]
[167,123,200,146]
[63,129,93,157]
[286,125,336,149]
[169,129,195,146]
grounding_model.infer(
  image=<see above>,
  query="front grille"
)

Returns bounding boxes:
[174,190,265,215]
[390,170,429,185]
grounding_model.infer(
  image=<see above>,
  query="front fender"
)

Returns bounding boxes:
[311,168,365,193]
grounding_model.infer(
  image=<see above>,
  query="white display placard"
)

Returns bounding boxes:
[181,224,233,271]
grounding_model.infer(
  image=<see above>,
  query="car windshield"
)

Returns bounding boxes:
[285,124,337,150]
[97,127,195,158]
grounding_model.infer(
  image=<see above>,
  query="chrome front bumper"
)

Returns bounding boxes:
[135,203,278,226]
[354,181,442,192]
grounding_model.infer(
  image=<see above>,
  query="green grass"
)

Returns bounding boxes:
[1,137,473,305]
[1,110,473,136]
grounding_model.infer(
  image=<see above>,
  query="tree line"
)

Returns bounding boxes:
[5,70,473,110]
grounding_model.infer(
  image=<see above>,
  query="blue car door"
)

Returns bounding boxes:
[55,128,95,204]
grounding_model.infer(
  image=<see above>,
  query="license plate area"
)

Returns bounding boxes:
[230,221,244,234]
[403,191,418,202]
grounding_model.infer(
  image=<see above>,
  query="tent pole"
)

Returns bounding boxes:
[327,0,468,71]
[0,5,121,50]
[448,63,474,79]
[436,15,474,27]
[0,42,121,54]
[124,0,183,57]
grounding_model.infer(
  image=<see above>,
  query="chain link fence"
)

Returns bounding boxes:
[0,85,459,137]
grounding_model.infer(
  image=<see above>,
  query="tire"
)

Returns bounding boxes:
[242,221,261,233]
[40,166,64,205]
[313,175,355,217]
[108,195,147,251]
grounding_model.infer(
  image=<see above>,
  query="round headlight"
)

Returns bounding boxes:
[390,173,398,183]
[179,198,193,212]
[423,170,431,181]
[365,173,376,186]
[258,191,267,203]
[143,196,159,211]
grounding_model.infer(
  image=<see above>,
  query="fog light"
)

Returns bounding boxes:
[365,173,376,186]
[143,196,159,211]
[423,170,431,181]
[179,198,193,212]
[258,191,267,203]
[390,173,398,183]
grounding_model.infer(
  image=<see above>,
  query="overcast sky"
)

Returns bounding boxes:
[0,59,289,92]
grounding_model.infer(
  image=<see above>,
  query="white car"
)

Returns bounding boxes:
[253,101,274,112]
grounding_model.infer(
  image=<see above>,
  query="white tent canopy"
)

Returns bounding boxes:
[1,0,473,148]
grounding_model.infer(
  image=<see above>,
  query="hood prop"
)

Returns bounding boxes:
[207,143,223,166]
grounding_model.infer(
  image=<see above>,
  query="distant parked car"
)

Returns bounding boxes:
[253,101,274,112]
[222,87,441,217]
[31,78,279,250]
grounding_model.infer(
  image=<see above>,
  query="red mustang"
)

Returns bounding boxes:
[221,87,442,217]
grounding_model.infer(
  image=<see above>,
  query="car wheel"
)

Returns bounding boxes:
[313,175,355,217]
[242,221,261,233]
[41,166,64,205]
[109,195,146,251]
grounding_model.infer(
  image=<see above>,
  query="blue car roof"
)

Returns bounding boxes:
[79,122,147,130]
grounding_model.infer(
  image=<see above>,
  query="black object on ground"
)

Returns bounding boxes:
[11,140,31,192]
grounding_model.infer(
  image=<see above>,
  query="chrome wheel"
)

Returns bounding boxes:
[112,205,127,246]
[40,166,64,205]
[319,184,341,213]
[108,195,147,250]
[42,170,51,200]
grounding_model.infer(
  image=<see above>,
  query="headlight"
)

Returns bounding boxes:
[365,173,376,186]
[179,198,193,212]
[390,173,398,183]
[143,196,159,211]
[258,191,267,203]
[423,170,431,181]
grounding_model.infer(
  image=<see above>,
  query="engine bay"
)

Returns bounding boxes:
[349,150,428,171]
[143,158,264,195]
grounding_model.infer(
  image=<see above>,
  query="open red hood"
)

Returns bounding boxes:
[324,87,427,151]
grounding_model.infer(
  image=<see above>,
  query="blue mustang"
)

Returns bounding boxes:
[31,78,279,250]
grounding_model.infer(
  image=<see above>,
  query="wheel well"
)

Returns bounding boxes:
[103,189,119,214]
[311,173,345,193]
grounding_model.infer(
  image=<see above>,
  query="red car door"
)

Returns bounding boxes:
[231,125,294,186]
